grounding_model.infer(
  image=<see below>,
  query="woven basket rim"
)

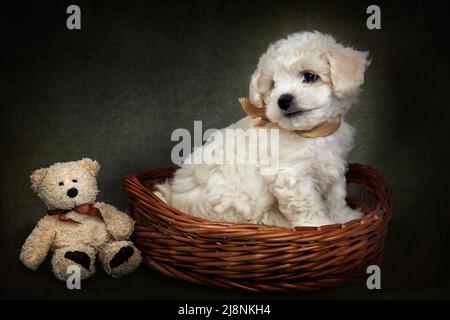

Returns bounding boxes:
[123,163,393,234]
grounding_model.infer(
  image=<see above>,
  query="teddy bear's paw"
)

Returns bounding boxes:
[109,246,135,269]
[64,251,91,270]
[52,246,96,281]
[99,241,142,278]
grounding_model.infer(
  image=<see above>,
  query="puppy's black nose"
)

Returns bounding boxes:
[278,94,294,110]
[67,188,78,198]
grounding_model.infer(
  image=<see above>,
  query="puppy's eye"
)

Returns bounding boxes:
[58,182,64,186]
[302,72,319,83]
[72,179,78,183]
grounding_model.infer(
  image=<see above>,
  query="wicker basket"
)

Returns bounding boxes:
[123,163,393,292]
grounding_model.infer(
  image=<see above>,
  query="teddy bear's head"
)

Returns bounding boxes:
[30,158,100,210]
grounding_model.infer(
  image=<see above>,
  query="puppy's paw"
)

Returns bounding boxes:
[211,196,252,218]
[269,176,297,199]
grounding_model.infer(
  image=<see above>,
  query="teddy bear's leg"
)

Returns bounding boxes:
[99,241,142,278]
[51,245,96,281]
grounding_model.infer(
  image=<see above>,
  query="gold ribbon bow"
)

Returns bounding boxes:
[238,97,341,138]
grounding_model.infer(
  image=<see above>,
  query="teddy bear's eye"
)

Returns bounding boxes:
[72,179,78,183]
[58,182,64,186]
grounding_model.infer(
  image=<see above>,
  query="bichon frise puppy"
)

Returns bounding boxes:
[155,31,370,227]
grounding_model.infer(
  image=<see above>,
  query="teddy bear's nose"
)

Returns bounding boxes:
[67,188,78,198]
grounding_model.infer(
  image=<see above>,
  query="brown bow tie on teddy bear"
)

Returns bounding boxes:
[47,203,104,224]
[20,158,142,281]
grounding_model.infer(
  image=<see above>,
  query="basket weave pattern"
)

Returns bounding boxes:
[123,164,393,292]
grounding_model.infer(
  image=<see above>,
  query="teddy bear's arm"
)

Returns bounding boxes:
[95,202,135,240]
[20,215,56,270]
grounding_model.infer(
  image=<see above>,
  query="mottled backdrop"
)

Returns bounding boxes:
[1,0,449,299]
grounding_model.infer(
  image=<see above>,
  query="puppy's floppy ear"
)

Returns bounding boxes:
[249,62,274,108]
[78,158,101,177]
[249,68,263,108]
[326,46,370,99]
[30,168,47,191]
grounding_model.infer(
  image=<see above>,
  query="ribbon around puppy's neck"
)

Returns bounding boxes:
[238,97,341,138]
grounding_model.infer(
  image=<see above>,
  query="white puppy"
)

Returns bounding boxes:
[155,31,370,227]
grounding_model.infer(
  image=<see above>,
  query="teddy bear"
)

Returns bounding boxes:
[20,158,142,281]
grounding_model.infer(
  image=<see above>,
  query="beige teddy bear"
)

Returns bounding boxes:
[20,158,142,281]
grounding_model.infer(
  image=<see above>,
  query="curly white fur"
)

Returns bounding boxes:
[155,31,370,227]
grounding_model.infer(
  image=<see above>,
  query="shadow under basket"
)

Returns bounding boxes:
[123,163,394,292]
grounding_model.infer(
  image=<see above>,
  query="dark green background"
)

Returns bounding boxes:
[1,0,449,299]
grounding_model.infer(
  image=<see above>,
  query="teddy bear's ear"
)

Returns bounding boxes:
[78,158,101,177]
[326,46,370,99]
[30,168,47,191]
